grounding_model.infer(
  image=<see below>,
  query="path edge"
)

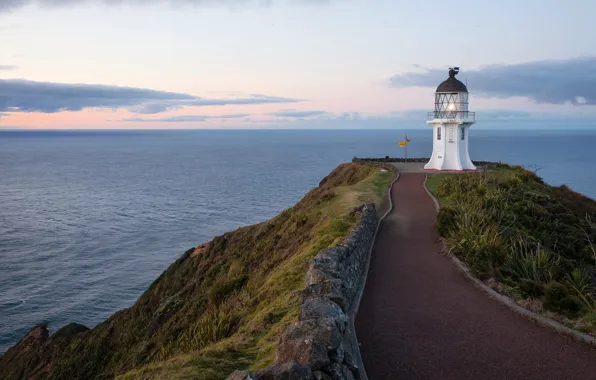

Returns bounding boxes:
[349,171,401,380]
[422,174,596,349]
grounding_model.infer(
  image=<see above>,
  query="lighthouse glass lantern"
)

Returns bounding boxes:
[424,67,476,171]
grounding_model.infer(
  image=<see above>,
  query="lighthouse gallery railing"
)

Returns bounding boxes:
[427,111,475,121]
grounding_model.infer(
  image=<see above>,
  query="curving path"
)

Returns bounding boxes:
[355,173,596,380]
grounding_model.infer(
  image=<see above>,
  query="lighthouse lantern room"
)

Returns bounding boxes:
[424,67,476,171]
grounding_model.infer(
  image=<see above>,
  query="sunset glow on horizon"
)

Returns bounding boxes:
[1,0,595,129]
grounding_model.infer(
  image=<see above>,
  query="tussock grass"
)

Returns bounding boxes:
[428,164,596,323]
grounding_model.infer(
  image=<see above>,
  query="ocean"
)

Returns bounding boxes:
[1,128,595,353]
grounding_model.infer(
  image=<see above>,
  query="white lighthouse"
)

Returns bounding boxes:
[424,67,476,171]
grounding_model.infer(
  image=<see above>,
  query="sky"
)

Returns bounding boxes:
[0,0,595,129]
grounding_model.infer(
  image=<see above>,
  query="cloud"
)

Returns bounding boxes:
[0,65,17,70]
[0,79,300,114]
[268,109,329,117]
[0,0,331,12]
[212,113,250,119]
[389,57,596,106]
[0,79,195,113]
[130,95,301,114]
[121,113,250,122]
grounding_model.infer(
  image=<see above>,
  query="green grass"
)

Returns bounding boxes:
[428,163,596,325]
[425,173,449,203]
[0,163,395,380]
[325,170,393,217]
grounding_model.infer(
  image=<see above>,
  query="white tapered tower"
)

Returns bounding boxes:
[424,67,476,171]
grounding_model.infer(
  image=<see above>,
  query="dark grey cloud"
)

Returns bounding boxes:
[121,113,250,122]
[0,65,17,70]
[268,109,329,117]
[0,79,300,113]
[0,0,331,12]
[0,79,195,113]
[389,57,596,106]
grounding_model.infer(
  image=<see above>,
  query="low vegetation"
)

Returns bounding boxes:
[0,163,393,380]
[428,163,596,333]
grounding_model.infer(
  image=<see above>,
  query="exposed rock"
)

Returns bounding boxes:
[306,267,334,287]
[341,334,359,374]
[226,370,256,380]
[313,371,333,380]
[0,325,49,365]
[300,298,348,334]
[276,318,342,370]
[255,362,313,380]
[191,243,210,258]
[324,363,356,380]
[302,279,347,312]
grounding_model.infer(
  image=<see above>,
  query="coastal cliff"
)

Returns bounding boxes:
[0,163,394,380]
[5,160,594,380]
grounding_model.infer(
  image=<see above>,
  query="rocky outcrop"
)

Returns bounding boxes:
[0,323,90,380]
[0,325,49,367]
[227,205,379,380]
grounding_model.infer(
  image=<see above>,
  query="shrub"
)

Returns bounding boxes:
[543,281,582,314]
[501,240,560,285]
[461,224,506,278]
[519,278,543,297]
[443,217,506,278]
[578,309,596,333]
[565,268,596,311]
[436,207,456,237]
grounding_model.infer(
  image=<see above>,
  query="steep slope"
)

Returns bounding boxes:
[0,163,393,380]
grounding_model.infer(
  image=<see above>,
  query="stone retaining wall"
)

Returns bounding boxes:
[227,205,379,380]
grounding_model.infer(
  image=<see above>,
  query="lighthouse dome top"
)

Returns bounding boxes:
[436,67,468,93]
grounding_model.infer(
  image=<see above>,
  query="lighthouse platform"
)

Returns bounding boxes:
[352,157,490,173]
[392,162,485,173]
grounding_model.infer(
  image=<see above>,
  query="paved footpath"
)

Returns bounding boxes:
[355,173,596,380]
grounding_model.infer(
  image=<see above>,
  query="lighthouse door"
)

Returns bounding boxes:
[448,126,454,142]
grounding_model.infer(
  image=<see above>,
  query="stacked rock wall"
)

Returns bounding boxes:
[227,205,380,380]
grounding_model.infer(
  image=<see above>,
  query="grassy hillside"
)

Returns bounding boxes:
[0,163,394,380]
[428,164,596,333]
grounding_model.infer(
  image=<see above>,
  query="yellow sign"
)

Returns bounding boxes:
[399,141,406,148]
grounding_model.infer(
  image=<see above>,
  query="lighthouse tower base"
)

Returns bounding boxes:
[424,120,476,171]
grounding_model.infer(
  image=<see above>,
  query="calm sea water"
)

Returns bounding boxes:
[1,128,595,353]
